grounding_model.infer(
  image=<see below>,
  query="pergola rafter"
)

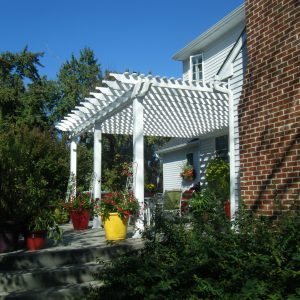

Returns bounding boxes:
[56,72,229,138]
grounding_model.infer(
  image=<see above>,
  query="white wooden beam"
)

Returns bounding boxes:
[70,138,77,196]
[132,95,144,238]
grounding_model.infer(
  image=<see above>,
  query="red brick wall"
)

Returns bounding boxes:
[239,0,300,216]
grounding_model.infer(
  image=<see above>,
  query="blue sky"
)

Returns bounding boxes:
[1,0,243,80]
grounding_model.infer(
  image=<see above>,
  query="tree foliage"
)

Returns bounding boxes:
[54,47,102,120]
[0,46,43,122]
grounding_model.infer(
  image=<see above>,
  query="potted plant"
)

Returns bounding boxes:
[180,163,196,181]
[64,192,95,230]
[145,183,156,197]
[97,191,139,240]
[26,209,62,251]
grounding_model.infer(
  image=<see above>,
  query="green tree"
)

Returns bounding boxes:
[54,47,102,120]
[0,46,43,121]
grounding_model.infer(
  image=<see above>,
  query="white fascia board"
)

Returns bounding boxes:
[217,32,246,81]
[172,4,245,61]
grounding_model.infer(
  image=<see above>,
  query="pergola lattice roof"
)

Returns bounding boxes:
[56,72,229,138]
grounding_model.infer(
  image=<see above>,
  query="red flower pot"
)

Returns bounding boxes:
[70,209,90,230]
[26,231,47,251]
[224,200,230,219]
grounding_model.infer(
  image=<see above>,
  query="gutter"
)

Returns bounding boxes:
[156,140,199,155]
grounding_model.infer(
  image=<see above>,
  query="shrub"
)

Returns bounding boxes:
[89,209,300,299]
[205,157,230,203]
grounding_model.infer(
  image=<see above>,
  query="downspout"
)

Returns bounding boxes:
[214,76,236,220]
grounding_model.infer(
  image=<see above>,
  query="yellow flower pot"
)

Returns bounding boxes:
[102,213,128,240]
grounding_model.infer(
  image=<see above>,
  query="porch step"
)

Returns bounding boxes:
[0,239,143,271]
[0,231,144,299]
[0,280,103,300]
[0,262,101,293]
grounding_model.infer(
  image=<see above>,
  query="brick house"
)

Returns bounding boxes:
[239,0,300,216]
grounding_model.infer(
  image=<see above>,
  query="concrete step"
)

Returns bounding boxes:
[0,223,144,299]
[0,239,144,271]
[0,280,103,300]
[0,262,102,293]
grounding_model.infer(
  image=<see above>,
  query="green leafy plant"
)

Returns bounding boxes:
[96,191,139,222]
[205,156,230,202]
[28,209,62,243]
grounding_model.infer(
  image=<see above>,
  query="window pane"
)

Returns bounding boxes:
[216,135,229,160]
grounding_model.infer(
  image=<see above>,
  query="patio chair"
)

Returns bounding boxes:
[162,190,182,218]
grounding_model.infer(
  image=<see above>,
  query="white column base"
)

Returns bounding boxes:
[92,215,101,229]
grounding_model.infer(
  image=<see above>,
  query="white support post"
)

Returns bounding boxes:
[70,138,77,196]
[93,122,102,199]
[132,96,144,237]
[93,122,102,229]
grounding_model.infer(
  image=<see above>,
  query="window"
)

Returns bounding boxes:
[190,54,203,81]
[215,135,229,160]
[186,153,194,166]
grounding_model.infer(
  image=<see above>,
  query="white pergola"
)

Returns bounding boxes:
[56,72,234,235]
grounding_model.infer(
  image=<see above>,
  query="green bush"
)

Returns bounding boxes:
[0,123,68,222]
[89,210,300,299]
[205,157,230,203]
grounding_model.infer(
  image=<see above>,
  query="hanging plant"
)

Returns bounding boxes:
[180,164,196,181]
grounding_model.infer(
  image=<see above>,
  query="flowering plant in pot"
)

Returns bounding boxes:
[145,183,156,197]
[63,192,95,230]
[180,164,196,181]
[26,209,62,250]
[96,191,140,240]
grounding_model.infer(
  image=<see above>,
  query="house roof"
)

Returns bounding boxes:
[56,72,229,139]
[173,4,245,61]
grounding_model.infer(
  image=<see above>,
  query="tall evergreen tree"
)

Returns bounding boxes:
[54,47,102,120]
[0,46,43,122]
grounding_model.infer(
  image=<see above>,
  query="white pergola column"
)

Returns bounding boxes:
[92,122,102,229]
[132,96,144,237]
[93,122,102,199]
[70,138,77,196]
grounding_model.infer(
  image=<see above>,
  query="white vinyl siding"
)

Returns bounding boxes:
[162,146,199,191]
[161,135,230,191]
[183,24,244,83]
[230,40,247,210]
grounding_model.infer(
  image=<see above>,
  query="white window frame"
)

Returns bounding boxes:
[190,53,204,82]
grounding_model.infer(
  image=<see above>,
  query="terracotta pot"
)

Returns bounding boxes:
[0,221,20,253]
[102,213,128,241]
[70,209,90,230]
[26,231,47,251]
